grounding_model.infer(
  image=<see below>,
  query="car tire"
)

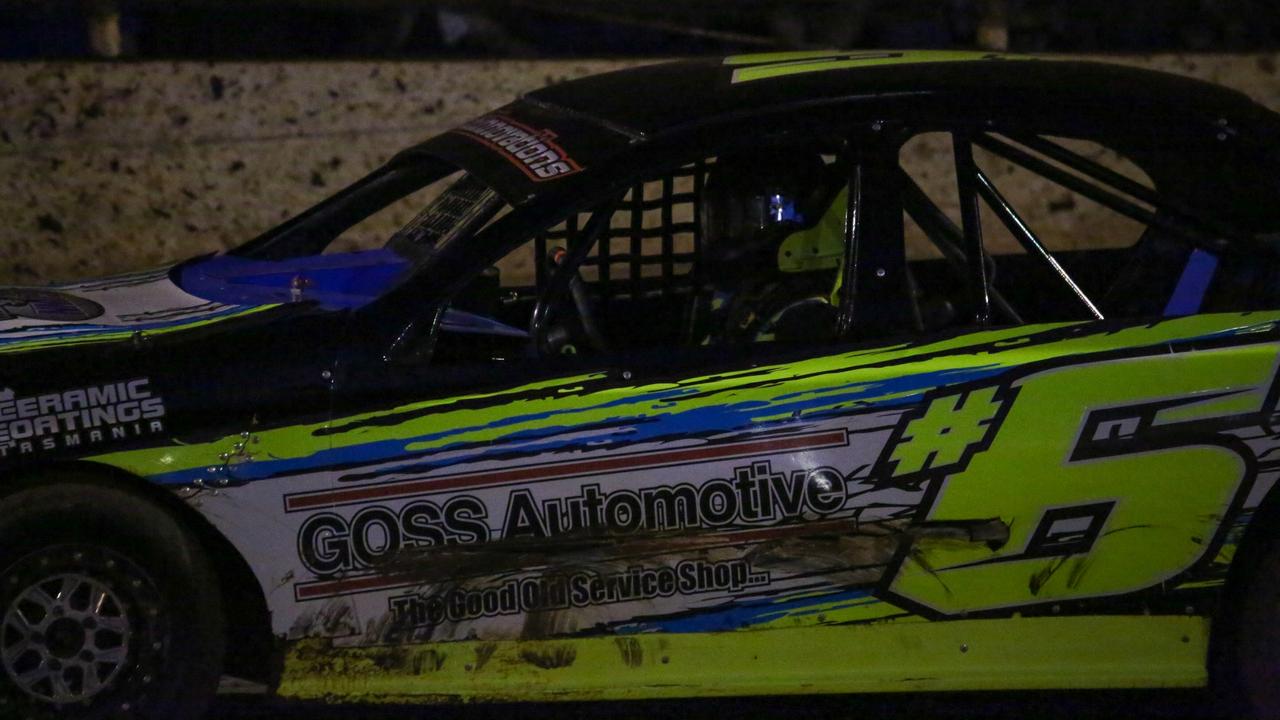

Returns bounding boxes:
[1223,518,1280,719]
[0,477,225,720]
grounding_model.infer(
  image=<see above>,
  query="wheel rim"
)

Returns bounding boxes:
[1,573,131,705]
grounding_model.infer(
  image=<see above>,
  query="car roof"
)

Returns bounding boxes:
[404,50,1280,218]
[244,51,1280,265]
[524,51,1272,139]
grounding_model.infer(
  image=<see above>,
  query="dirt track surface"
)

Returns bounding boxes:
[208,689,1235,720]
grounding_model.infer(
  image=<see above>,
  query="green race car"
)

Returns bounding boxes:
[3,50,1280,718]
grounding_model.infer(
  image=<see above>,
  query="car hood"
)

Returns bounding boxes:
[0,265,266,355]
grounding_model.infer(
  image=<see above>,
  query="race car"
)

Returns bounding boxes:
[3,49,1280,719]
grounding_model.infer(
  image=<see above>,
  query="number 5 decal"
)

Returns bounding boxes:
[880,345,1278,616]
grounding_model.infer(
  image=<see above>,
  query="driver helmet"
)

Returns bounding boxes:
[700,149,829,287]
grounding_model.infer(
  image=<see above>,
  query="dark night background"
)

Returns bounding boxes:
[3,1,1280,60]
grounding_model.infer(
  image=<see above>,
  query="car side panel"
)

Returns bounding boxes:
[82,311,1280,692]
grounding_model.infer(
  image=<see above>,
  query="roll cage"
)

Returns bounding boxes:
[895,127,1277,330]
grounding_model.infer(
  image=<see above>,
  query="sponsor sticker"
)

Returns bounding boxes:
[289,453,855,602]
[294,460,846,580]
[452,114,583,181]
[388,559,770,626]
[0,288,104,322]
[0,379,166,457]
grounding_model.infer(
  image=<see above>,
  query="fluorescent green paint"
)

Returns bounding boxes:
[278,615,1209,702]
[1176,579,1225,591]
[724,50,1032,84]
[890,385,1003,475]
[1216,543,1238,565]
[890,345,1277,614]
[88,371,610,478]
[778,187,846,273]
[1155,382,1270,425]
[88,312,1280,485]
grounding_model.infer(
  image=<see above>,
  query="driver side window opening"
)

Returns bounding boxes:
[438,148,856,364]
[536,162,704,348]
[432,142,860,361]
[439,164,706,362]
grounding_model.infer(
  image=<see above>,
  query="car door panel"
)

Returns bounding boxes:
[261,311,1280,645]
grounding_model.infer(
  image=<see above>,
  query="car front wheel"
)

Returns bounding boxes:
[0,478,225,720]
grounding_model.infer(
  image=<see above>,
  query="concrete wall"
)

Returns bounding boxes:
[2,54,1278,286]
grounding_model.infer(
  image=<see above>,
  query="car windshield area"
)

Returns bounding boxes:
[385,174,505,263]
[172,160,512,313]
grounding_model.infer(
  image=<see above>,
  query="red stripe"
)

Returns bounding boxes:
[296,573,420,600]
[284,430,847,513]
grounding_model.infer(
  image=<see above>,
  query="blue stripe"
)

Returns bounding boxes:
[0,304,257,348]
[147,364,1005,486]
[1163,249,1218,317]
[616,589,876,634]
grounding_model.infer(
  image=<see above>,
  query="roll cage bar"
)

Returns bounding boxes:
[862,126,1264,332]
